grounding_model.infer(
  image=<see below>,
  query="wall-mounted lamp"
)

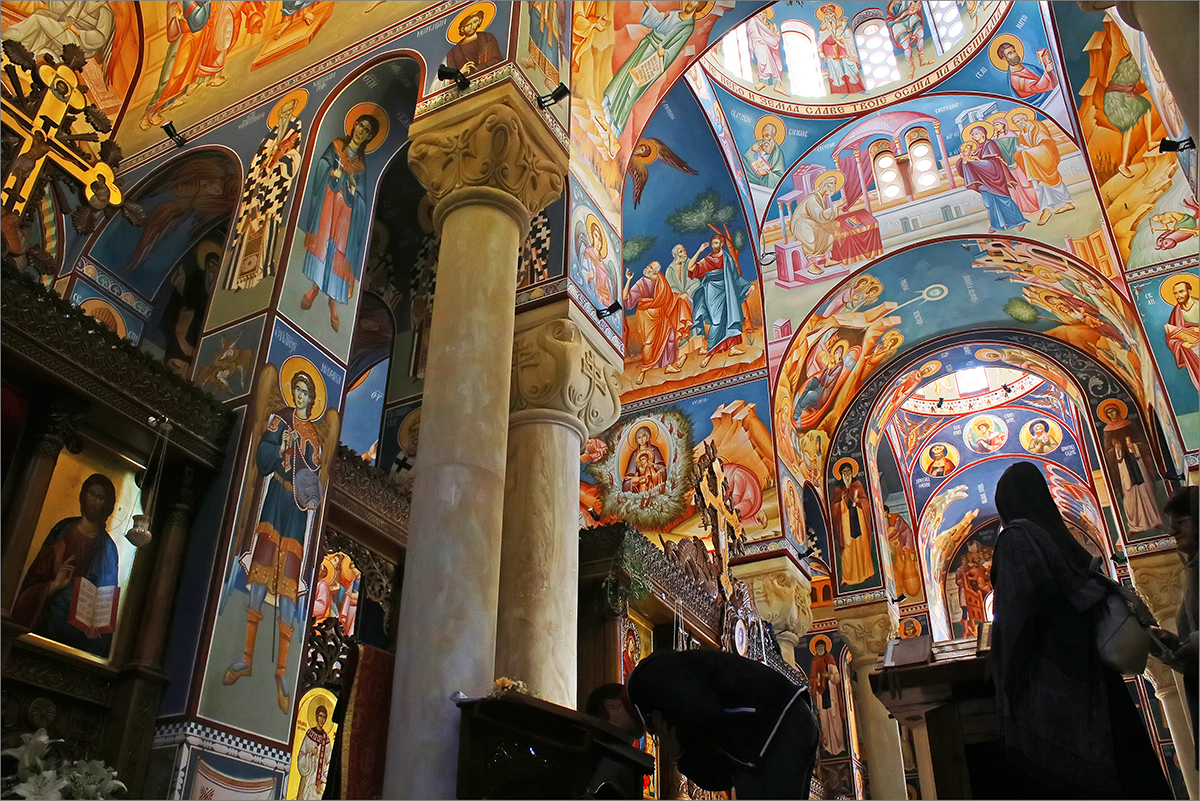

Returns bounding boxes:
[1002,383,1012,395]
[537,83,570,109]
[161,121,187,148]
[936,397,944,409]
[1160,137,1195,152]
[437,64,470,91]
[596,301,622,319]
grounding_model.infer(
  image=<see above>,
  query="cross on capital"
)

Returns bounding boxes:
[1,52,122,217]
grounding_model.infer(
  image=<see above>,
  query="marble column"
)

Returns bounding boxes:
[733,555,814,667]
[495,317,621,708]
[383,84,566,800]
[1130,553,1197,798]
[839,605,908,801]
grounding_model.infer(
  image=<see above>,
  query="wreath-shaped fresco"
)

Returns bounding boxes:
[587,408,695,531]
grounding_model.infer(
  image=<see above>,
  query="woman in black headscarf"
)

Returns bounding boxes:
[991,461,1171,799]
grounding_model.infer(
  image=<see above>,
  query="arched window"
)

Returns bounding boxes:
[854,18,900,90]
[722,22,754,82]
[781,21,823,97]
[869,139,905,203]
[905,126,941,191]
[927,1,966,52]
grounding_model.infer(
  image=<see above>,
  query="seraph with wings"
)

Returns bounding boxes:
[629,138,698,208]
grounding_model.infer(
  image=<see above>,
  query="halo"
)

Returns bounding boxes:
[814,169,846,192]
[959,141,977,155]
[1095,398,1128,423]
[816,3,843,19]
[962,120,994,142]
[761,6,775,19]
[985,112,1009,129]
[989,34,1023,71]
[632,139,659,165]
[833,457,859,478]
[975,348,1002,362]
[447,1,496,43]
[899,618,923,637]
[80,299,126,338]
[919,360,941,377]
[279,354,327,420]
[1005,107,1035,131]
[584,213,608,259]
[1021,418,1061,452]
[196,240,223,269]
[691,1,716,19]
[268,89,308,129]
[1160,272,1199,305]
[755,114,786,145]
[809,634,833,654]
[398,407,421,453]
[301,687,336,727]
[345,102,389,153]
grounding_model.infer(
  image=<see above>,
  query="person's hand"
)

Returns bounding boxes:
[330,167,343,180]
[50,557,76,593]
[460,60,476,75]
[280,429,292,457]
[626,269,634,280]
[697,242,709,254]
[85,625,99,640]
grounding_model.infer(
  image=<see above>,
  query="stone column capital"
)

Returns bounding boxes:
[837,604,893,667]
[732,557,814,654]
[1144,657,1180,694]
[511,319,622,437]
[1129,552,1186,630]
[407,83,567,234]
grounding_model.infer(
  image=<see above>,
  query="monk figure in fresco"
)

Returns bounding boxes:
[444,9,502,76]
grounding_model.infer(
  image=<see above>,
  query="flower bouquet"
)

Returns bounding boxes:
[1,730,125,800]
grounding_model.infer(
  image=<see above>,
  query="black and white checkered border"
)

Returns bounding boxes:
[152,722,290,771]
[1185,451,1199,468]
[621,367,770,414]
[1125,254,1199,282]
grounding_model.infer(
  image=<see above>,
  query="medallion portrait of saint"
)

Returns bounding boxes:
[963,414,1008,454]
[621,423,667,493]
[1020,418,1061,455]
[920,442,959,477]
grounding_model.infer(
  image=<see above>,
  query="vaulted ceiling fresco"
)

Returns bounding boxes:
[611,0,1194,634]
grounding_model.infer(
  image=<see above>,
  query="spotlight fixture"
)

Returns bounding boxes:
[1160,137,1195,152]
[537,82,570,109]
[1002,383,1012,395]
[936,397,944,409]
[597,300,622,319]
[161,121,187,148]
[437,63,470,91]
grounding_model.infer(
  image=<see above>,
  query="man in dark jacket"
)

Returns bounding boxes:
[1155,486,1198,752]
[619,648,819,799]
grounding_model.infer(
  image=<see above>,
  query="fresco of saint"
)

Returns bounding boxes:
[957,123,1027,233]
[816,3,864,95]
[443,5,503,77]
[1164,276,1200,388]
[602,0,709,136]
[742,120,785,187]
[688,232,752,368]
[223,361,338,712]
[1009,109,1074,224]
[788,170,845,275]
[830,459,874,586]
[745,9,785,94]
[809,636,846,756]
[886,0,932,78]
[622,425,667,493]
[623,260,689,383]
[295,704,331,800]
[993,37,1057,108]
[299,111,383,332]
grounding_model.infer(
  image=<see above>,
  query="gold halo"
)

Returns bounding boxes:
[921,442,959,475]
[815,169,846,192]
[345,102,389,154]
[975,348,1002,362]
[920,360,941,377]
[398,407,421,453]
[959,141,977,155]
[989,34,1023,71]
[985,112,1009,129]
[755,114,786,145]
[1021,417,1061,451]
[268,89,308,129]
[279,355,327,420]
[196,240,224,270]
[584,213,608,259]
[447,1,496,43]
[962,120,994,142]
[816,3,843,19]
[1005,108,1036,132]
[1096,398,1128,423]
[809,634,833,654]
[80,299,126,338]
[300,686,336,726]
[833,457,859,478]
[632,139,659,165]
[899,618,923,637]
[761,6,775,19]
[691,1,716,19]
[1160,272,1199,305]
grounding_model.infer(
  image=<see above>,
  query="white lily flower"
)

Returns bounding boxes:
[13,769,68,800]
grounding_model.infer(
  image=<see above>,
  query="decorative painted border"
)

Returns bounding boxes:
[621,368,770,415]
[834,589,888,608]
[1125,254,1200,282]
[415,66,569,151]
[516,276,569,308]
[76,259,154,315]
[152,721,289,800]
